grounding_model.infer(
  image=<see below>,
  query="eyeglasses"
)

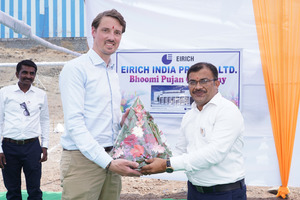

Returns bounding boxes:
[188,78,217,87]
[20,102,30,116]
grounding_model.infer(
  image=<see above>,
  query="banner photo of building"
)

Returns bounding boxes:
[116,49,241,115]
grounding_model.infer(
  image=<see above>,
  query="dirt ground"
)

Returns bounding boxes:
[1,46,300,199]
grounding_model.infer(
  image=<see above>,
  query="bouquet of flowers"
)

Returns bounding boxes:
[110,97,172,168]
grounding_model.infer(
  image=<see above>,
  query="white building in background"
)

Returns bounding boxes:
[0,0,85,39]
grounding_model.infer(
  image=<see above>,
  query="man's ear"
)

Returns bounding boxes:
[15,72,19,79]
[91,26,96,39]
[215,79,221,87]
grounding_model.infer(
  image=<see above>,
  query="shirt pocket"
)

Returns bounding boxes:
[5,99,23,116]
[184,122,207,148]
[198,120,214,144]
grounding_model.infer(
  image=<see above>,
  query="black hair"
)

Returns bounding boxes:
[16,60,37,73]
[187,62,218,80]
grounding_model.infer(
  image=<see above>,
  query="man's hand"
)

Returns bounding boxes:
[120,108,130,127]
[40,147,48,162]
[0,153,6,169]
[108,159,141,176]
[140,158,166,175]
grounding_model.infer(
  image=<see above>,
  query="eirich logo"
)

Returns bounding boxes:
[162,54,172,65]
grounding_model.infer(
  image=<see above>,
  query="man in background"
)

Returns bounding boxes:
[0,59,49,200]
[141,62,246,200]
[59,9,140,200]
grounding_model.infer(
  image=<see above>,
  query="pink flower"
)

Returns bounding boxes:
[124,134,138,146]
[152,144,165,153]
[130,145,144,158]
[136,120,144,127]
[134,103,146,121]
[134,104,143,113]
[145,134,157,144]
[136,113,144,121]
[113,148,124,159]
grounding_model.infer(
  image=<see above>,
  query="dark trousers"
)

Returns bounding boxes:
[187,180,247,200]
[1,139,42,200]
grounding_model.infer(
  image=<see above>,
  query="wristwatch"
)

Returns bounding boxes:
[166,158,174,173]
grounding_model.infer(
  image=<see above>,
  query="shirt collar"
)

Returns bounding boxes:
[192,92,221,110]
[87,49,115,69]
[208,92,222,106]
[13,83,35,93]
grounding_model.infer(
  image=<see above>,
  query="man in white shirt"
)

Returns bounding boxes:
[59,9,140,200]
[0,59,49,200]
[141,62,246,200]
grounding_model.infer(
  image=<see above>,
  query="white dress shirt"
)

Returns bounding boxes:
[59,49,122,169]
[0,84,50,153]
[170,92,245,186]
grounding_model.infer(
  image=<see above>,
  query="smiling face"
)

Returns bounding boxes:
[188,67,220,111]
[92,16,123,63]
[16,65,36,91]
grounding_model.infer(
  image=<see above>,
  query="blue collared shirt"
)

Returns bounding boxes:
[59,49,122,169]
[0,84,50,153]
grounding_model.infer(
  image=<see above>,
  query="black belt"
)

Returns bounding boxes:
[193,179,245,194]
[3,137,38,145]
[63,146,113,152]
[104,146,113,152]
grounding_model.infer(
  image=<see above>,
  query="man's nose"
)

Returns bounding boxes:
[194,82,204,88]
[107,31,115,40]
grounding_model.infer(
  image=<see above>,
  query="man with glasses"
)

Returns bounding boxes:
[0,59,50,200]
[141,62,246,200]
[59,9,140,200]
